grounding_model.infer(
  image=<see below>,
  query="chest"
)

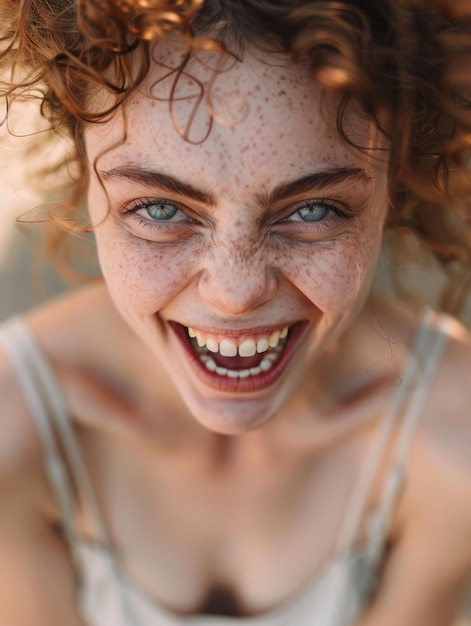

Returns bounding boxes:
[76,435,372,616]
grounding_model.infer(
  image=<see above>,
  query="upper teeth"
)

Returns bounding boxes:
[187,326,289,356]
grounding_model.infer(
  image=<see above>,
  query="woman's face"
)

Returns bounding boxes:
[85,47,389,434]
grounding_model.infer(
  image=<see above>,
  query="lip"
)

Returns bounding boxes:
[177,323,291,339]
[169,320,310,393]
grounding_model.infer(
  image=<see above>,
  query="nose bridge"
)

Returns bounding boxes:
[199,236,277,316]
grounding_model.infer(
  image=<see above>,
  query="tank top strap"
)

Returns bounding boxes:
[335,307,452,557]
[362,308,453,565]
[0,317,111,552]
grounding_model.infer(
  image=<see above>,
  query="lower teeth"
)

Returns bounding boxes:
[200,352,278,378]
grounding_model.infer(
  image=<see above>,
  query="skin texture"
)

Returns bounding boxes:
[86,48,389,434]
[1,43,471,626]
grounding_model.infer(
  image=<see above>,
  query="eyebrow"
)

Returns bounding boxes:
[266,167,373,205]
[100,165,372,207]
[101,165,216,206]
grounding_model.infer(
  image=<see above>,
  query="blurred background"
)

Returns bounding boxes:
[0,121,98,321]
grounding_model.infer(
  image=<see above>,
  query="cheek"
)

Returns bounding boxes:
[95,225,199,314]
[278,232,381,314]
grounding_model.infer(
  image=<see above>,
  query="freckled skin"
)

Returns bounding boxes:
[86,47,389,434]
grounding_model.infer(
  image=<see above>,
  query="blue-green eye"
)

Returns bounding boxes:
[123,197,193,233]
[296,204,328,222]
[145,202,180,221]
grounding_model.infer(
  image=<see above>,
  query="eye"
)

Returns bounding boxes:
[294,203,328,222]
[136,200,188,222]
[285,201,339,223]
[273,197,355,242]
[117,197,200,242]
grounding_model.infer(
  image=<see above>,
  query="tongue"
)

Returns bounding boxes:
[212,353,264,369]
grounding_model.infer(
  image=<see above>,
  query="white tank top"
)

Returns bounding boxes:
[0,308,452,626]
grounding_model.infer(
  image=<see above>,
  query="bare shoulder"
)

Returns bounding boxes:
[416,312,471,488]
[357,311,471,626]
[400,312,471,563]
[0,318,43,481]
[0,301,89,624]
[0,281,116,465]
[23,279,129,364]
[366,301,471,531]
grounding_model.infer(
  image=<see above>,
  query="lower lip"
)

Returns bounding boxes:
[170,321,309,393]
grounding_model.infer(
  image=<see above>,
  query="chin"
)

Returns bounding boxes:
[182,390,285,435]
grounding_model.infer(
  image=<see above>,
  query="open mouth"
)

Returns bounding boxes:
[169,321,308,392]
[188,325,289,378]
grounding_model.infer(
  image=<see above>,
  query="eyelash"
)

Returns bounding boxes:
[122,198,194,229]
[281,198,349,224]
[120,196,353,236]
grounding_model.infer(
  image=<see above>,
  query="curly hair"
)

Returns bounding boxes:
[1,0,471,313]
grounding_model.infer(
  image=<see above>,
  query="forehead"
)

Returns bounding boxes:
[86,46,380,188]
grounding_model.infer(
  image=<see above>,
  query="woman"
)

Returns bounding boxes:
[0,1,471,625]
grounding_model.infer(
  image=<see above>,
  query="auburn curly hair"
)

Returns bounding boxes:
[1,0,471,313]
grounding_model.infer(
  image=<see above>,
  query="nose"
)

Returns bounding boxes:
[198,249,278,317]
